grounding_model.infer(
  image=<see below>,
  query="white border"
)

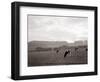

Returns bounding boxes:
[20,6,95,76]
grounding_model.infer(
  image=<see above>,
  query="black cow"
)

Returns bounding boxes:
[86,48,88,51]
[56,50,59,53]
[64,50,70,58]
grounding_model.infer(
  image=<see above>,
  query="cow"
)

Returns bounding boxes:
[64,50,70,58]
[75,47,78,51]
[86,48,88,51]
[56,50,59,53]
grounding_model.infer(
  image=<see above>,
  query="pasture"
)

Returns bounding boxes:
[28,46,87,66]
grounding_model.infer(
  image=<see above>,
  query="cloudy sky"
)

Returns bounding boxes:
[28,15,88,43]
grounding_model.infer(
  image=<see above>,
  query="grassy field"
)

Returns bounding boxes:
[28,46,87,66]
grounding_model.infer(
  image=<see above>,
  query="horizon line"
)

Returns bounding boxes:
[28,40,88,43]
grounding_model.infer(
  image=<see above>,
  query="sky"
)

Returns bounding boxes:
[28,15,88,43]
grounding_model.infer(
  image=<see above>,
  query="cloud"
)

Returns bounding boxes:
[28,15,88,43]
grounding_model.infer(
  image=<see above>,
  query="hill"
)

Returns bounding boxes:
[28,40,87,50]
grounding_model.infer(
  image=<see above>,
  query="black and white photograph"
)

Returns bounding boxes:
[28,15,88,66]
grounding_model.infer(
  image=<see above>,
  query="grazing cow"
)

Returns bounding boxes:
[64,50,70,58]
[86,48,88,51]
[56,50,59,53]
[75,47,78,51]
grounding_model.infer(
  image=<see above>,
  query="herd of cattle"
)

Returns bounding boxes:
[56,47,88,58]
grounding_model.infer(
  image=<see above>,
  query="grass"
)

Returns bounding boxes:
[28,46,87,66]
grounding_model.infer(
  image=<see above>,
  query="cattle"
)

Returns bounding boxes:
[56,50,59,53]
[64,50,70,58]
[86,48,88,51]
[75,47,78,51]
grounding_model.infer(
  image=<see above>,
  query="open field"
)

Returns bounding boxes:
[28,46,87,66]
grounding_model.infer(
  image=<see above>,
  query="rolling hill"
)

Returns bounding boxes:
[28,40,87,50]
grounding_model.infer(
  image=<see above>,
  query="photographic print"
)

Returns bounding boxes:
[11,2,97,80]
[28,15,88,66]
